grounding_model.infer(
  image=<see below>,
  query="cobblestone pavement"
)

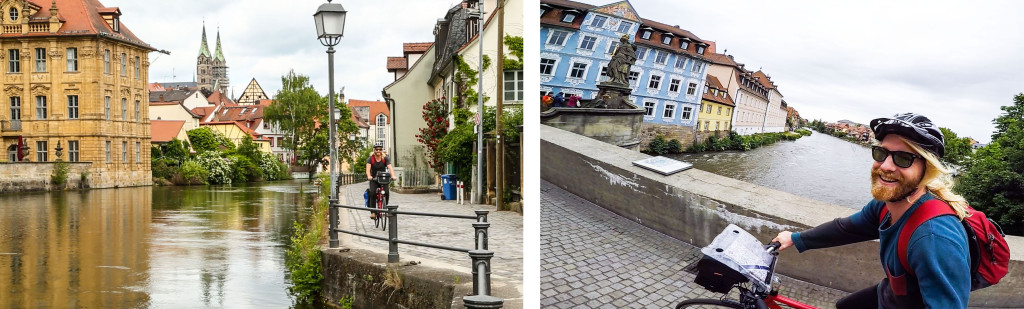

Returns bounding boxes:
[338,183,523,301]
[540,180,848,309]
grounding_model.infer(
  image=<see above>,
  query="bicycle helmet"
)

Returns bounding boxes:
[869,112,945,157]
[373,141,384,149]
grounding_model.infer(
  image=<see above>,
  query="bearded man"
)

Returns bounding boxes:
[773,113,971,308]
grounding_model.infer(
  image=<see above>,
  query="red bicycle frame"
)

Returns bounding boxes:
[764,294,817,309]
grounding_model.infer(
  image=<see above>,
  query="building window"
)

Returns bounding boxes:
[696,121,700,131]
[682,106,693,120]
[606,40,619,54]
[36,141,47,162]
[120,53,126,76]
[8,49,19,73]
[687,82,698,95]
[648,75,661,89]
[692,62,704,73]
[9,97,20,121]
[681,41,690,49]
[119,98,127,121]
[716,121,721,131]
[547,30,569,46]
[718,106,722,115]
[66,48,78,72]
[644,101,655,116]
[540,8,546,16]
[35,48,46,72]
[697,46,706,54]
[669,79,681,92]
[628,71,640,83]
[134,56,140,79]
[617,21,633,33]
[726,108,731,115]
[654,51,668,65]
[561,13,575,23]
[579,35,597,50]
[591,15,607,28]
[503,70,523,101]
[104,96,110,120]
[135,100,140,121]
[569,62,587,79]
[674,57,687,69]
[67,95,78,119]
[705,121,711,132]
[8,7,17,21]
[662,36,671,45]
[635,46,647,61]
[706,104,712,113]
[663,104,675,119]
[69,141,79,162]
[136,142,141,163]
[105,141,111,163]
[641,31,651,40]
[35,96,46,120]
[540,58,556,75]
[103,50,110,74]
[122,141,127,163]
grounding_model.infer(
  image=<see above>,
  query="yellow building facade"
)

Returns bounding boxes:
[0,0,155,188]
[696,76,735,133]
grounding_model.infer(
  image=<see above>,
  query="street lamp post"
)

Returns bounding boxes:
[473,0,485,205]
[315,0,347,249]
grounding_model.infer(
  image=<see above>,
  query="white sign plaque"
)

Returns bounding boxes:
[632,156,692,175]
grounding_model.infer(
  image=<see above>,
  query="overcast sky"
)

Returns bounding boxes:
[568,0,1024,143]
[105,0,463,105]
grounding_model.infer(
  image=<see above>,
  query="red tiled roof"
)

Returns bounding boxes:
[634,19,710,61]
[191,106,216,120]
[387,57,407,71]
[706,53,740,67]
[703,75,735,107]
[209,104,264,122]
[201,121,267,141]
[149,82,166,92]
[403,42,432,54]
[6,0,153,50]
[148,102,178,106]
[540,0,592,30]
[206,90,235,106]
[351,112,370,129]
[150,120,185,143]
[752,70,776,90]
[256,99,273,106]
[348,99,390,125]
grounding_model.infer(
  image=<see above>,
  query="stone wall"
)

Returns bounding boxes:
[637,123,729,152]
[320,248,471,309]
[540,125,1024,307]
[0,162,92,193]
[540,107,644,149]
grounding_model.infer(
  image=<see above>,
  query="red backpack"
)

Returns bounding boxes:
[879,199,1010,292]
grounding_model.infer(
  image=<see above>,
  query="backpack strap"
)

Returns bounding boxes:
[878,199,957,277]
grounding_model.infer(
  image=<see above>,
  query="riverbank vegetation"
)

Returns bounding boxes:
[643,129,811,155]
[954,94,1024,236]
[151,130,291,185]
[285,173,329,303]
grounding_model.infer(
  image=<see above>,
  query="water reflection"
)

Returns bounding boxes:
[669,132,876,208]
[0,181,318,308]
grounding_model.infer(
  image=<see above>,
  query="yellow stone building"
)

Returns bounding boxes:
[696,75,735,133]
[0,0,154,188]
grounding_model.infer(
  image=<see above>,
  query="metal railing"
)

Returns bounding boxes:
[337,173,368,186]
[397,167,436,187]
[328,201,503,308]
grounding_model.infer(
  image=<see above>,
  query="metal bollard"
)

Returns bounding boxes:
[463,294,503,309]
[387,204,399,263]
[473,222,489,251]
[329,198,339,248]
[468,250,493,296]
[475,210,488,223]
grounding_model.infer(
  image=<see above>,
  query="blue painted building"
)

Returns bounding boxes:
[540,0,710,129]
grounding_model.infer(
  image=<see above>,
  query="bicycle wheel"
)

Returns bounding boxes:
[378,195,387,231]
[675,298,743,309]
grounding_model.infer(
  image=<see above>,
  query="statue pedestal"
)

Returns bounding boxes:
[594,82,633,109]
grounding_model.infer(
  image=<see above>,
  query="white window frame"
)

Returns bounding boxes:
[578,35,598,51]
[105,141,111,163]
[561,13,575,23]
[568,62,588,79]
[135,100,140,121]
[120,52,126,76]
[540,58,557,75]
[66,48,77,72]
[34,48,46,72]
[674,57,686,69]
[641,31,651,40]
[36,141,47,162]
[67,95,78,119]
[682,106,693,120]
[69,141,79,162]
[687,82,698,95]
[662,103,676,120]
[8,49,19,73]
[681,41,690,49]
[669,79,681,92]
[661,36,671,45]
[503,70,524,102]
[617,21,633,33]
[692,62,704,74]
[35,96,46,120]
[654,50,668,65]
[103,49,110,74]
[635,46,648,61]
[546,30,570,46]
[648,74,662,89]
[135,142,140,163]
[591,15,607,28]
[697,46,706,54]
[628,71,640,83]
[122,141,127,163]
[121,98,127,121]
[643,101,656,117]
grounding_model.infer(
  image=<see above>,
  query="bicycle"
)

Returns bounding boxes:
[676,224,817,309]
[372,171,390,231]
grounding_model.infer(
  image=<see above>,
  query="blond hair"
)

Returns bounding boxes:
[897,136,970,220]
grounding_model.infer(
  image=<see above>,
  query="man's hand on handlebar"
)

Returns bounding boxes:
[771,231,794,251]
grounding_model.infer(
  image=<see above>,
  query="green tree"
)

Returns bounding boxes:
[264,70,359,181]
[187,127,233,153]
[956,93,1024,235]
[416,98,449,175]
[352,143,372,175]
[161,138,189,163]
[939,127,972,166]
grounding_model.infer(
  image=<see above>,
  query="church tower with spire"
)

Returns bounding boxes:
[196,24,229,94]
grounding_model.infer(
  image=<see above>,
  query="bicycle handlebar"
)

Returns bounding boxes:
[766,241,782,255]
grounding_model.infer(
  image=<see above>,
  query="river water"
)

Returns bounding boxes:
[668,131,876,209]
[0,180,319,308]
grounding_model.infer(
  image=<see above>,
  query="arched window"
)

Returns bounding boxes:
[376,114,387,127]
[9,7,18,22]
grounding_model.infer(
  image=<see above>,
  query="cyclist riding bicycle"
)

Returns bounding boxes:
[366,141,395,220]
[773,113,970,308]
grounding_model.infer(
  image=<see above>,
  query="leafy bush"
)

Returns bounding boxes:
[197,152,232,184]
[187,127,235,153]
[352,144,372,175]
[256,152,285,181]
[51,161,70,187]
[176,160,208,185]
[645,135,669,155]
[666,139,683,154]
[229,154,262,183]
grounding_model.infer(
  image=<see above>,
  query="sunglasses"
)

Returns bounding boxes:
[871,146,922,168]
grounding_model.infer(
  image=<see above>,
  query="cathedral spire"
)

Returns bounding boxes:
[215,27,225,62]
[198,21,211,58]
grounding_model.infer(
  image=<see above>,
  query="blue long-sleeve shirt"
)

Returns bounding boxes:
[791,192,970,308]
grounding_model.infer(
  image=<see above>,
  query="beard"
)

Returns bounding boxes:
[870,167,922,202]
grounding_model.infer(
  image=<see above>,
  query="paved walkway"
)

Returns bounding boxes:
[337,183,523,307]
[540,180,847,309]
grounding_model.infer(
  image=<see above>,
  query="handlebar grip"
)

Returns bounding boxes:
[766,242,782,255]
[753,298,770,309]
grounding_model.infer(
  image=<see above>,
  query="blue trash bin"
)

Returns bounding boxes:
[441,174,457,200]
